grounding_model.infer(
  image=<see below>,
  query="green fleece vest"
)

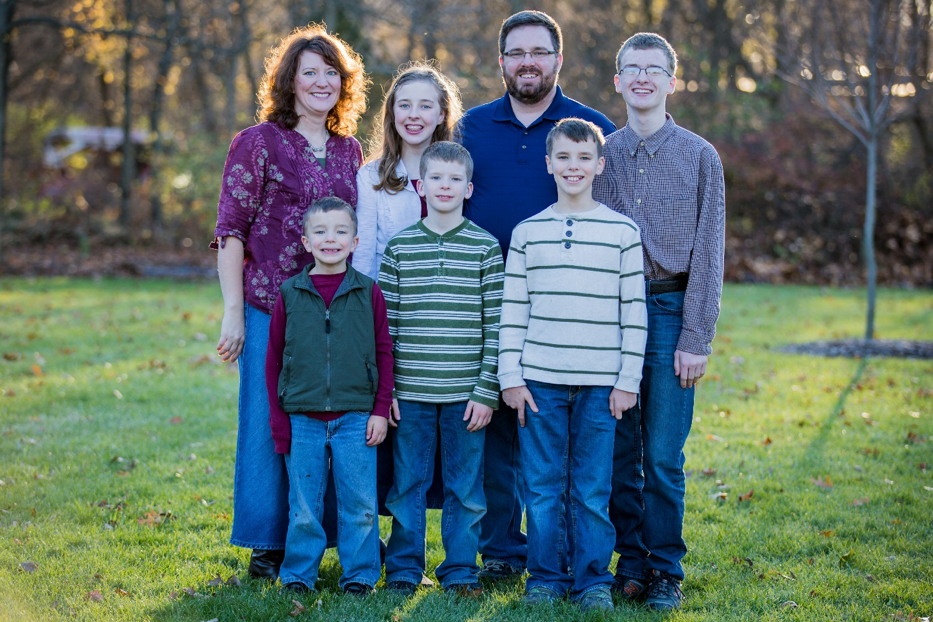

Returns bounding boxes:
[277,264,378,413]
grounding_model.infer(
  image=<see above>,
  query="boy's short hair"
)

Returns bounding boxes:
[302,196,358,236]
[546,118,606,160]
[498,10,562,55]
[616,32,678,74]
[419,141,474,181]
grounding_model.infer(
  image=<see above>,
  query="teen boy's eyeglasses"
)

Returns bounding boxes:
[502,49,559,61]
[619,65,673,78]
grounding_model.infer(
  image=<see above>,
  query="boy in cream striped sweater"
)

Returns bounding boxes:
[498,119,647,612]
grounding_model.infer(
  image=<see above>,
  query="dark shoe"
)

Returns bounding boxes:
[248,549,284,580]
[387,580,418,596]
[611,574,647,601]
[577,585,614,613]
[279,582,312,595]
[477,558,524,580]
[444,582,483,598]
[523,585,562,605]
[645,570,684,611]
[343,582,374,597]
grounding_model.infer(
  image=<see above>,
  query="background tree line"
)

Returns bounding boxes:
[1,0,931,288]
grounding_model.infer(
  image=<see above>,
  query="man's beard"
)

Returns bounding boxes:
[503,66,558,105]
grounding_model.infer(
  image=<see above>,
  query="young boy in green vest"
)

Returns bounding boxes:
[265,196,394,595]
[378,142,504,596]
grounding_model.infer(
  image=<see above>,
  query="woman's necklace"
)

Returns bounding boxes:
[307,135,328,153]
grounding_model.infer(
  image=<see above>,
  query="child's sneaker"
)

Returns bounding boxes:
[386,580,418,596]
[611,573,646,600]
[444,582,483,598]
[644,570,684,610]
[343,582,373,597]
[523,585,562,605]
[478,558,524,579]
[279,582,313,595]
[577,585,614,613]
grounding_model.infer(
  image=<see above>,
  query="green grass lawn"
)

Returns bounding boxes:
[0,278,931,621]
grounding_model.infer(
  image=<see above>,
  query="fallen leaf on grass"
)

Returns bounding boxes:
[707,434,725,442]
[207,574,224,587]
[780,601,798,608]
[711,491,728,501]
[906,432,927,444]
[839,550,854,566]
[819,530,836,537]
[93,573,104,580]
[811,475,833,488]
[731,557,754,568]
[19,561,37,573]
[137,510,173,527]
[31,365,43,377]
[861,412,876,426]
[289,599,307,617]
[85,590,103,602]
[115,589,130,596]
[884,479,894,485]
[853,498,870,507]
[739,489,754,502]
[3,352,21,361]
[761,436,772,446]
[866,575,875,582]
[170,416,183,424]
[701,468,717,477]
[225,575,241,587]
[205,466,215,475]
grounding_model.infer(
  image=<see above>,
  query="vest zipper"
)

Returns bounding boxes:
[325,308,331,411]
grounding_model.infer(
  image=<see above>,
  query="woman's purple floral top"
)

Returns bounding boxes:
[212,121,362,313]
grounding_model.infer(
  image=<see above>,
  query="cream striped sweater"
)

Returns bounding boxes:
[498,203,647,393]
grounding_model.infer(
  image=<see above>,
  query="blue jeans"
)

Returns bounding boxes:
[519,380,615,598]
[230,302,289,549]
[279,413,380,589]
[610,289,694,581]
[385,400,486,588]
[479,404,527,566]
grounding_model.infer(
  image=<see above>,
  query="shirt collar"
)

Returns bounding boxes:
[394,159,418,192]
[492,86,567,126]
[622,114,677,156]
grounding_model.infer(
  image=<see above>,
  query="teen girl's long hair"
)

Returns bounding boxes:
[367,62,463,193]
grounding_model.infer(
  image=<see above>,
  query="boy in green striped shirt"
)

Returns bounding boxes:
[378,141,504,596]
[498,119,647,611]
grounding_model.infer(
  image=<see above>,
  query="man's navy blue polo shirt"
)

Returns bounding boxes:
[459,86,616,254]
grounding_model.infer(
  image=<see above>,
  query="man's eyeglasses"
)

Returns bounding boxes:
[502,49,559,61]
[619,65,673,78]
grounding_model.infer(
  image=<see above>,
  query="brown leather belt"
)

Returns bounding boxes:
[647,275,688,294]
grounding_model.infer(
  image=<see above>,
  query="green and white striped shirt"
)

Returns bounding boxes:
[498,204,647,393]
[379,219,504,408]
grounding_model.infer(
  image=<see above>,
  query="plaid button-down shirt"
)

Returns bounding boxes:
[593,115,725,355]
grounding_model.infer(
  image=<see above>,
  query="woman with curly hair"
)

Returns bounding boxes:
[212,24,369,581]
[353,62,463,280]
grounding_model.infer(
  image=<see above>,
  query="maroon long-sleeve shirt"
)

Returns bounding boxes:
[265,271,394,454]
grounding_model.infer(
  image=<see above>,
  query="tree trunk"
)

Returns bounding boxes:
[863,135,878,340]
[119,0,135,229]
[149,0,179,232]
[0,0,13,264]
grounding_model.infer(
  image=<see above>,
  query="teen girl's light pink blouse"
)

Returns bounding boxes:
[212,121,363,313]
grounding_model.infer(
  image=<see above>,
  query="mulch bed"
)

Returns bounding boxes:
[776,340,933,360]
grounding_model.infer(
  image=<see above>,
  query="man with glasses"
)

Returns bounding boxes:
[592,32,725,610]
[457,9,615,581]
